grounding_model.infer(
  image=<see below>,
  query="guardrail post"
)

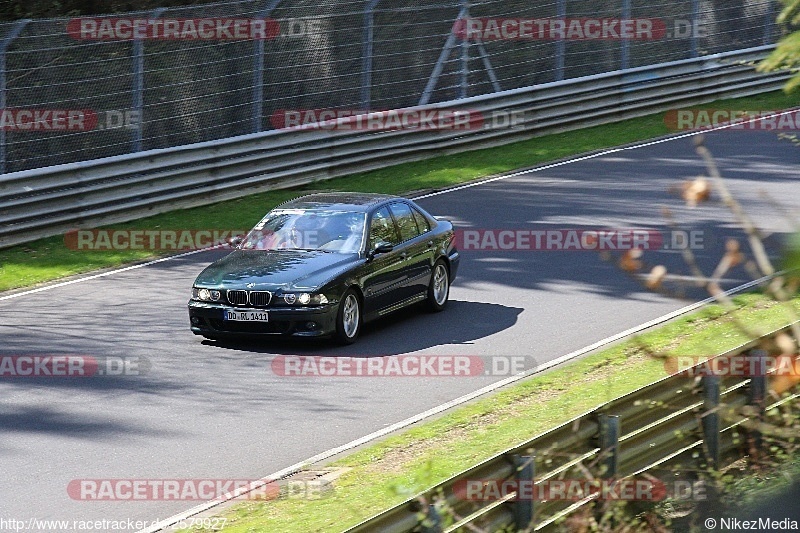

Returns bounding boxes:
[598,414,620,478]
[621,0,631,70]
[701,375,720,469]
[420,503,443,533]
[132,8,166,153]
[253,0,283,132]
[0,19,31,175]
[513,455,535,530]
[747,349,767,410]
[747,349,767,456]
[595,415,620,527]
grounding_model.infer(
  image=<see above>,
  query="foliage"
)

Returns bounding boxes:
[759,0,800,91]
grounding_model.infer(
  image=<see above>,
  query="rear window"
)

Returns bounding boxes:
[389,202,420,242]
[411,207,431,233]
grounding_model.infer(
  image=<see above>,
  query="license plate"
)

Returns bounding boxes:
[224,309,269,322]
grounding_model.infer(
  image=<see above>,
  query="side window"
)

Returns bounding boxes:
[411,207,431,234]
[389,202,421,242]
[369,207,399,249]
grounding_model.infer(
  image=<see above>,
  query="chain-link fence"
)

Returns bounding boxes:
[0,0,785,173]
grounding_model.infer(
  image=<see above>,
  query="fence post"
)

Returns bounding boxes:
[0,19,31,174]
[132,8,166,153]
[253,41,264,131]
[360,0,382,111]
[458,0,470,99]
[621,0,631,70]
[701,375,720,469]
[253,0,283,132]
[513,455,535,529]
[555,0,566,81]
[690,0,700,58]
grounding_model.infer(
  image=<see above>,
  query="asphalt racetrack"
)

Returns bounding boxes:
[1,129,798,529]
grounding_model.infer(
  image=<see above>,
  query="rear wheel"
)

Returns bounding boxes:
[335,289,362,344]
[426,260,450,312]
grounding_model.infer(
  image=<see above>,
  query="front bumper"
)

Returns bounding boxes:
[188,300,338,338]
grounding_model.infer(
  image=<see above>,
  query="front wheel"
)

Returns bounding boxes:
[426,261,450,312]
[334,289,362,344]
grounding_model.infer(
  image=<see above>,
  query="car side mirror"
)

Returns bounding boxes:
[369,241,393,258]
[228,234,244,247]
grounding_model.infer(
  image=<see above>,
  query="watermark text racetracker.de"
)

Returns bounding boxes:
[270,108,525,131]
[65,228,705,252]
[0,355,149,377]
[67,18,279,40]
[68,478,325,501]
[452,17,707,41]
[454,477,708,501]
[456,229,704,251]
[64,15,709,42]
[66,16,337,41]
[271,355,534,377]
[64,229,246,251]
[64,228,327,251]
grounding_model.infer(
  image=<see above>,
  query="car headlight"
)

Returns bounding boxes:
[192,287,221,301]
[282,292,328,305]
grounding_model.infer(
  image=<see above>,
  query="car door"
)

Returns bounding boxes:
[387,201,434,302]
[360,206,406,316]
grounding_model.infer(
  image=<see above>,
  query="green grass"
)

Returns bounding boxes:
[1,90,798,292]
[202,293,800,532]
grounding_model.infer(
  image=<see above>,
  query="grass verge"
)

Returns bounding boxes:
[200,293,800,532]
[1,90,798,292]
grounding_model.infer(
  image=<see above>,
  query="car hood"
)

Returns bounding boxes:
[194,249,361,291]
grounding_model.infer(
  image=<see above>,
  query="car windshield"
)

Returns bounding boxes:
[239,209,367,253]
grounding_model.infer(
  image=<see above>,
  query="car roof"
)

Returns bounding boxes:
[277,192,402,212]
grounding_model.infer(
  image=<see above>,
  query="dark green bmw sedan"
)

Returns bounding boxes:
[188,192,460,344]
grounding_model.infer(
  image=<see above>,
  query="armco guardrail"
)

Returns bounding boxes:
[344,323,799,532]
[0,45,790,249]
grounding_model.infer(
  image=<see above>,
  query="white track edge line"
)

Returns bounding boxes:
[0,247,215,302]
[137,272,776,533]
[414,107,800,200]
